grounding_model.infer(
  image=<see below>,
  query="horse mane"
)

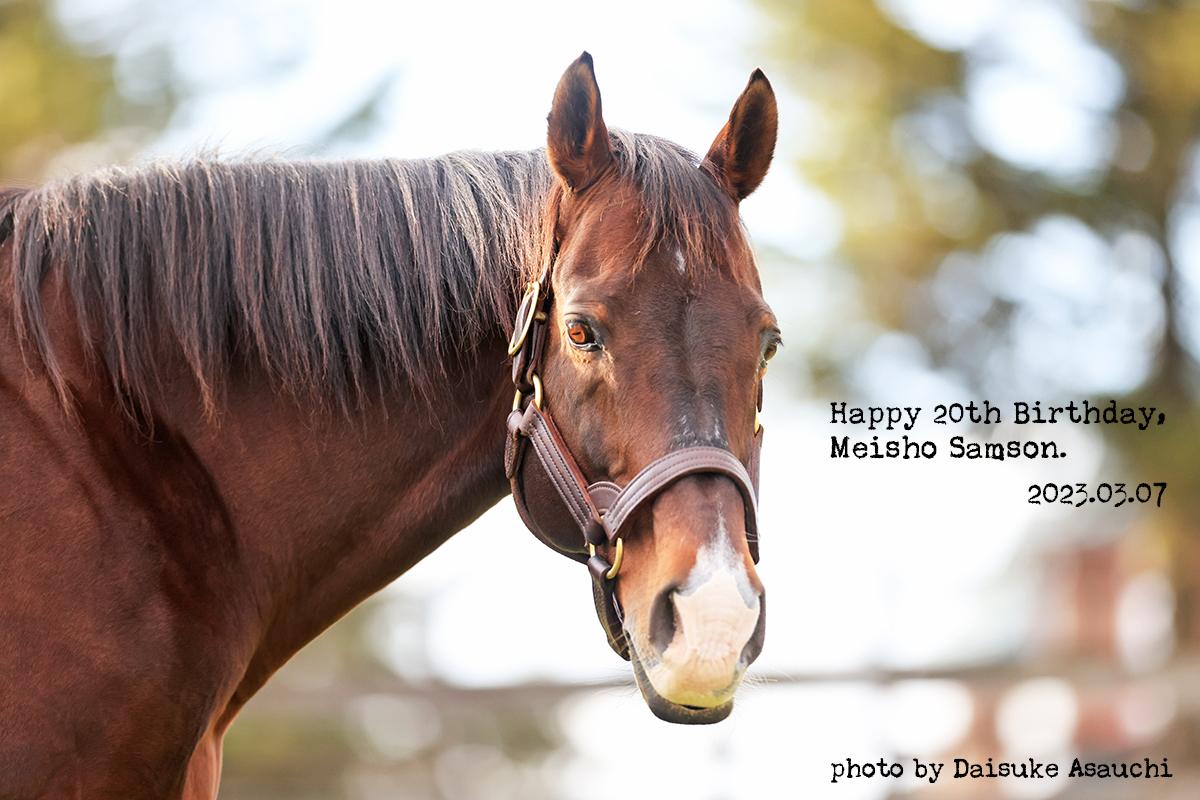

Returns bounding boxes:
[5,131,740,412]
[0,188,23,242]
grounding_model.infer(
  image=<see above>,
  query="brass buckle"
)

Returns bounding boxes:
[507,282,542,356]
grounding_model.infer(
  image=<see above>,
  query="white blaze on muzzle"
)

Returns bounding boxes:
[643,521,760,707]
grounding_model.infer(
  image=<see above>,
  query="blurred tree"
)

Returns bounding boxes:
[0,0,183,182]
[753,0,1200,648]
[0,0,118,180]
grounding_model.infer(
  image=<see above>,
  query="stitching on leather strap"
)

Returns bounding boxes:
[524,409,594,530]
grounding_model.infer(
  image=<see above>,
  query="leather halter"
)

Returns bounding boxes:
[504,277,764,660]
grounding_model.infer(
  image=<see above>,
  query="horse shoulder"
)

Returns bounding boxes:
[0,254,251,797]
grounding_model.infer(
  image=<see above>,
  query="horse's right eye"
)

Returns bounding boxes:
[566,320,599,350]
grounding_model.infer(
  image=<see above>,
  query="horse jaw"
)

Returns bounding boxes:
[626,535,763,725]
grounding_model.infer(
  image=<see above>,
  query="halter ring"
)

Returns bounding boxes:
[506,282,542,356]
[512,373,543,413]
[589,537,624,580]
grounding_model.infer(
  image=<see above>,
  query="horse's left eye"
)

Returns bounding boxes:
[759,338,780,372]
[566,320,599,350]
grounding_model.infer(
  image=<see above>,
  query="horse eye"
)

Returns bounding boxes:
[759,339,780,372]
[566,320,598,349]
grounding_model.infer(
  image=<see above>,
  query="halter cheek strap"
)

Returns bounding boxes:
[504,279,763,660]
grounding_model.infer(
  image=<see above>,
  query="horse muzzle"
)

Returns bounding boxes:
[620,486,766,724]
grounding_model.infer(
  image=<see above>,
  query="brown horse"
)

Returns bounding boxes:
[0,53,778,798]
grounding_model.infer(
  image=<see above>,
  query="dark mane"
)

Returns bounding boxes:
[6,132,740,411]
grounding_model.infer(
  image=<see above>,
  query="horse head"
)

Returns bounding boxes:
[510,53,779,724]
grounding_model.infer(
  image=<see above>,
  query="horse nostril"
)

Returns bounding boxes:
[648,587,679,658]
[740,593,766,666]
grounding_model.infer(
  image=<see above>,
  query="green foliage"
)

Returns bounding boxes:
[0,0,117,181]
[755,0,1200,336]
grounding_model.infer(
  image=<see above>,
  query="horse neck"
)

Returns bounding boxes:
[136,332,517,711]
[3,159,541,712]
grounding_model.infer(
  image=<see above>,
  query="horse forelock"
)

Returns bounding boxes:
[605,129,752,283]
[5,132,748,413]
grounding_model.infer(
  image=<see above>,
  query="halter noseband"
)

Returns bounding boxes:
[504,278,764,660]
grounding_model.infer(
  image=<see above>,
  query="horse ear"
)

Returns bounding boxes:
[547,52,613,192]
[701,69,778,201]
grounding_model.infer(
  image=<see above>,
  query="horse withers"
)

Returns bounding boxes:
[0,53,778,797]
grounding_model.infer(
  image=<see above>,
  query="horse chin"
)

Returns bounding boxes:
[628,641,738,725]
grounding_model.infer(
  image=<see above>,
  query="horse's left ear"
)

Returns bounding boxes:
[701,69,778,202]
[547,52,614,192]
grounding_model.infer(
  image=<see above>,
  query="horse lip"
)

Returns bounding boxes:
[628,639,735,725]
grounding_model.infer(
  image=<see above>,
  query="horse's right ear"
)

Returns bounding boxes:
[547,52,613,192]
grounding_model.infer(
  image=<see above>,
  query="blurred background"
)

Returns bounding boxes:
[4,0,1200,796]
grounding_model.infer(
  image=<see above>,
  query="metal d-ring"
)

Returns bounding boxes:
[506,282,541,356]
[589,537,624,580]
[512,373,543,413]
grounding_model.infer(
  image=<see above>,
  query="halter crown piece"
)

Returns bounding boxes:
[504,274,764,659]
